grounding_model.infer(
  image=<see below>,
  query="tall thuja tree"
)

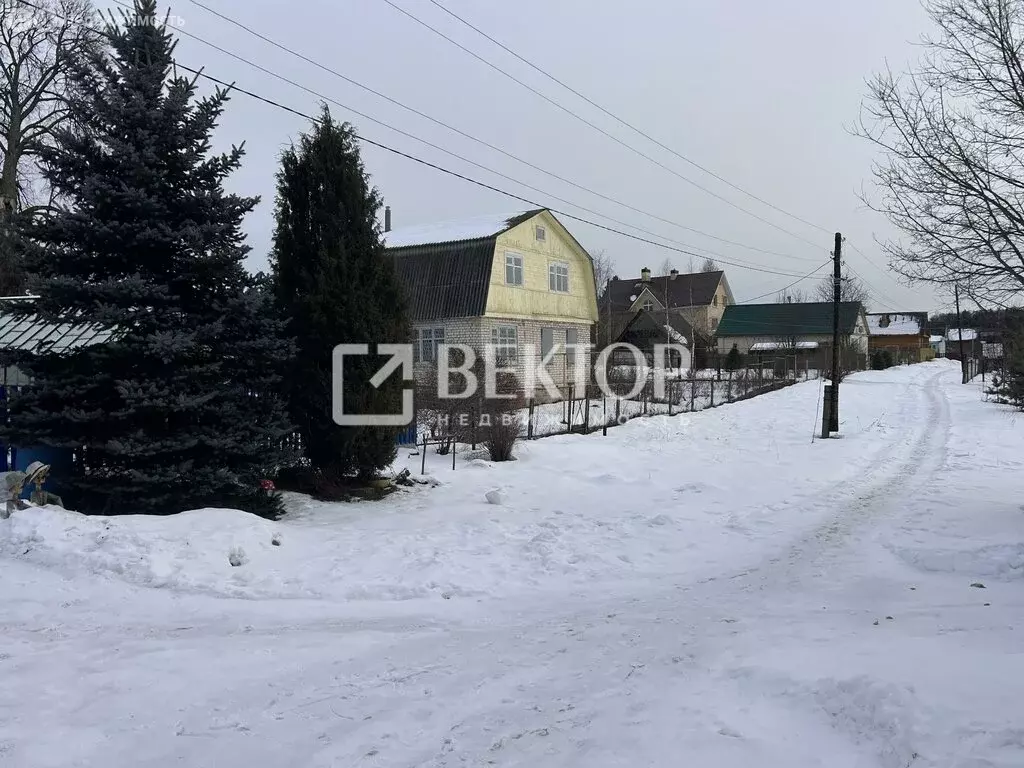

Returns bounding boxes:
[272,107,408,480]
[2,0,293,517]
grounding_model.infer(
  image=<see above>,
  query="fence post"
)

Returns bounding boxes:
[527,399,535,440]
[602,395,608,436]
[421,433,428,475]
[758,364,764,389]
[615,397,621,424]
[584,386,591,433]
[566,385,574,434]
[471,405,477,450]
[668,379,674,417]
[710,379,715,408]
[643,386,648,415]
[452,438,457,470]
[727,371,733,402]
[690,377,696,412]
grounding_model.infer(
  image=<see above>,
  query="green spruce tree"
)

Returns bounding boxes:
[272,107,408,481]
[1,0,293,517]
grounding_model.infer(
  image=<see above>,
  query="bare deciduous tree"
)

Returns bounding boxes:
[859,0,1024,306]
[1,0,100,294]
[775,287,808,303]
[1,0,99,212]
[591,248,615,298]
[699,257,719,273]
[658,257,675,276]
[814,272,869,305]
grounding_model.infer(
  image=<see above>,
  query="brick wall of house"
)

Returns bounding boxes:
[413,317,593,402]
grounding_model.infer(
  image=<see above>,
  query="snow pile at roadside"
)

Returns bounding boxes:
[0,506,309,599]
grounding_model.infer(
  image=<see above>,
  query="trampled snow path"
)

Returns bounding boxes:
[2,361,1023,767]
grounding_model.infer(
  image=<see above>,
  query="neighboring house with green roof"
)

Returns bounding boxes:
[715,301,869,361]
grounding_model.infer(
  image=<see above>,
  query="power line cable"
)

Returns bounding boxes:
[424,0,832,236]
[378,0,827,251]
[182,0,819,264]
[14,0,816,279]
[739,261,833,304]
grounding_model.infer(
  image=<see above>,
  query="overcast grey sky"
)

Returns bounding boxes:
[102,0,949,313]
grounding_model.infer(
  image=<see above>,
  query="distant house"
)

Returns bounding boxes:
[943,328,981,361]
[715,301,869,369]
[929,335,946,357]
[612,310,694,370]
[386,209,598,399]
[601,268,734,365]
[865,312,932,363]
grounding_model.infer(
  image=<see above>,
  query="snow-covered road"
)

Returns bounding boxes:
[2,360,1023,767]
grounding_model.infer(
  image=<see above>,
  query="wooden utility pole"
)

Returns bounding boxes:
[821,232,842,439]
[955,284,967,384]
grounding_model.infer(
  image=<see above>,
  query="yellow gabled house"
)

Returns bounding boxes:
[386,209,599,397]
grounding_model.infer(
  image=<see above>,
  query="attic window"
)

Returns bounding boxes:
[642,299,654,311]
[879,314,891,328]
[535,225,546,242]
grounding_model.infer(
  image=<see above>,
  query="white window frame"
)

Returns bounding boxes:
[548,261,569,293]
[505,252,524,286]
[414,327,445,363]
[641,299,654,311]
[491,324,518,363]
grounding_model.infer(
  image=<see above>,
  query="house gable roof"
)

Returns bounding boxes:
[387,210,546,322]
[619,309,696,347]
[716,301,864,337]
[604,271,725,312]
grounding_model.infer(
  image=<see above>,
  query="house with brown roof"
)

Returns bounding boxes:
[865,312,932,363]
[386,209,598,398]
[599,268,733,366]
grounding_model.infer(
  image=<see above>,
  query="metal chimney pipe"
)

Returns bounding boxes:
[670,269,679,281]
[384,205,392,233]
[641,266,651,282]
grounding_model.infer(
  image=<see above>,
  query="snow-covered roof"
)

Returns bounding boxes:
[749,341,819,351]
[944,328,978,342]
[383,211,536,249]
[865,313,925,336]
[929,335,944,344]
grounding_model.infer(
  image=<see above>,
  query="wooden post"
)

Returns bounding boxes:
[452,438,457,470]
[727,371,733,402]
[668,379,673,416]
[710,378,715,408]
[602,395,608,436]
[690,376,696,412]
[527,399,535,440]
[471,405,477,450]
[421,433,427,475]
[615,397,621,424]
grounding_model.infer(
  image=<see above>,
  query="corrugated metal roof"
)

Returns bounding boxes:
[390,239,496,321]
[0,309,116,353]
[716,302,864,337]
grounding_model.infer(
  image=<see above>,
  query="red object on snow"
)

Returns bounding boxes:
[260,479,276,491]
